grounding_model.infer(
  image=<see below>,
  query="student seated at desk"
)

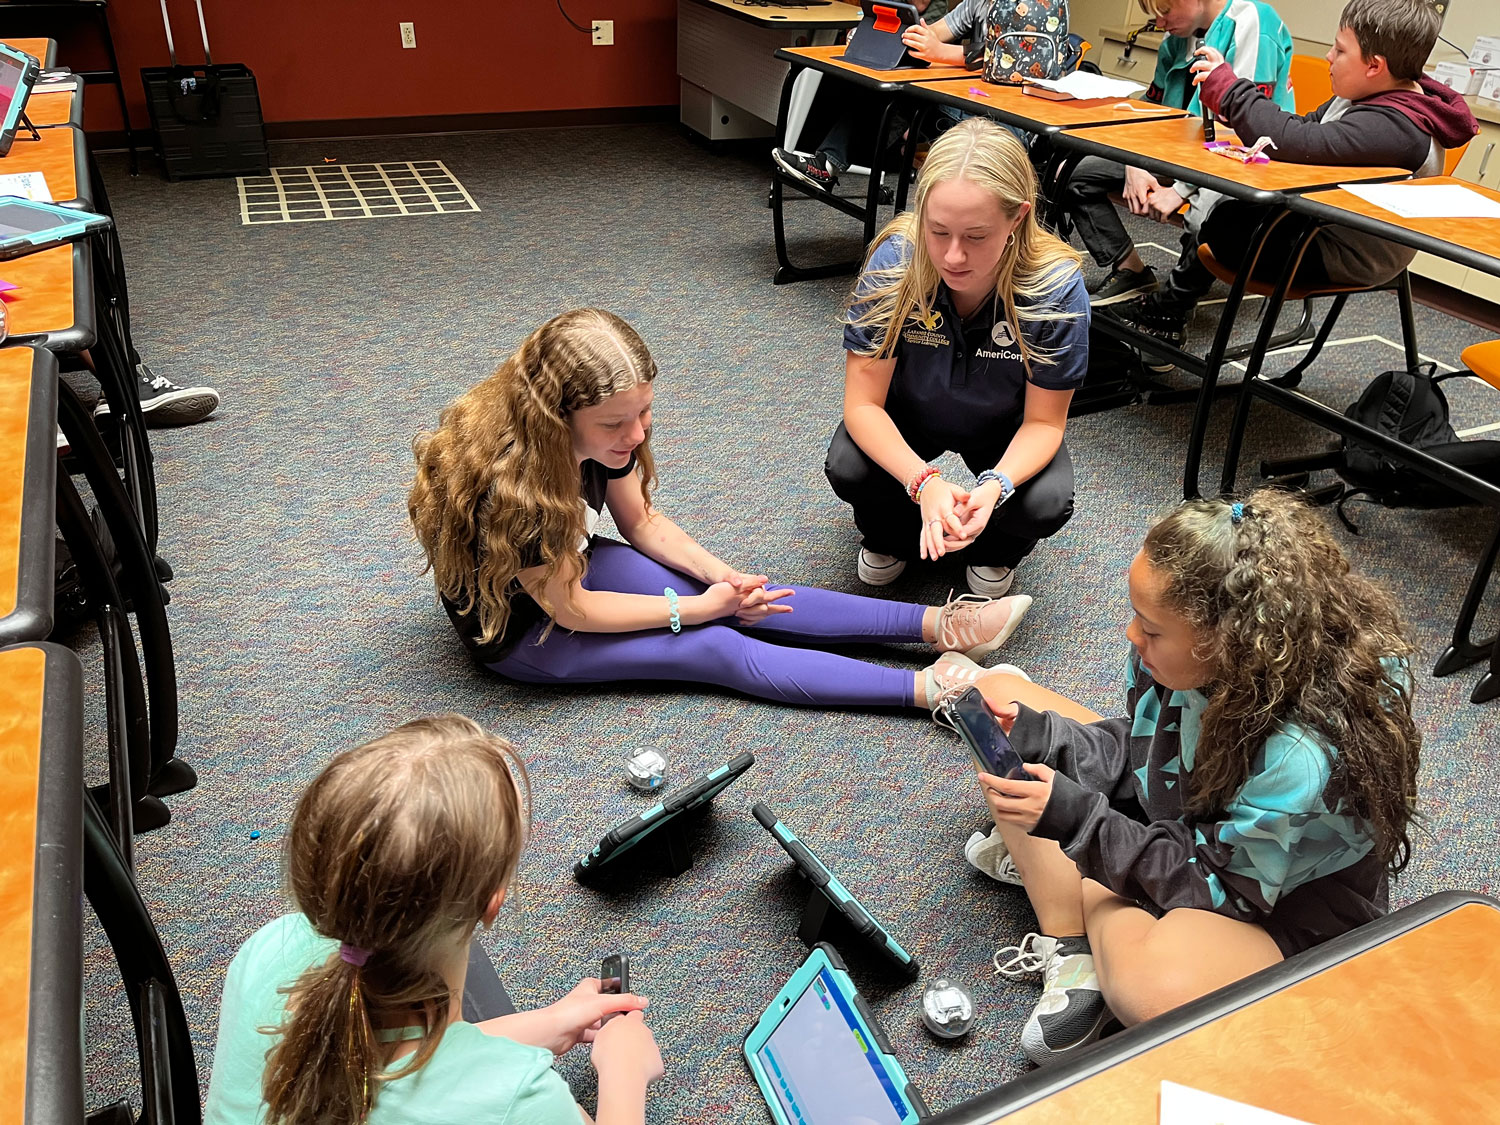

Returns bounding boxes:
[773,0,959,192]
[1056,0,1293,307]
[1111,0,1478,348]
[960,490,1421,1065]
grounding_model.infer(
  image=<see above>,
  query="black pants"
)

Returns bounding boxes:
[824,423,1075,568]
[1058,155,1134,268]
[1155,200,1332,314]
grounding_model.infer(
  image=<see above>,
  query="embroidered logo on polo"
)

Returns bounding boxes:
[903,307,950,349]
[976,318,1023,361]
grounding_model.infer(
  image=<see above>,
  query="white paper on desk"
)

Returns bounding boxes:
[1338,182,1500,219]
[0,172,52,201]
[1023,71,1147,100]
[1160,1081,1316,1125]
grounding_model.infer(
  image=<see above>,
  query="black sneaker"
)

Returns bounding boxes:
[1106,297,1188,373]
[95,363,220,426]
[773,147,840,192]
[1087,264,1158,306]
[995,933,1112,1065]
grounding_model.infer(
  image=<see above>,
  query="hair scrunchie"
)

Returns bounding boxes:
[339,943,371,967]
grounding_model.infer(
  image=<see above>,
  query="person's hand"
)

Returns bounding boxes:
[1189,45,1225,85]
[1122,166,1163,216]
[735,584,795,625]
[721,568,768,594]
[951,479,1004,542]
[591,1010,665,1086]
[538,979,651,1055]
[979,762,1054,831]
[1147,186,1186,222]
[687,581,744,624]
[918,476,970,560]
[901,19,945,62]
[984,696,1019,735]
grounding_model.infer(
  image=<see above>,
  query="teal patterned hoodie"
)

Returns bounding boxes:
[1012,651,1392,955]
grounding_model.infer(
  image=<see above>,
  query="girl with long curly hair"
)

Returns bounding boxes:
[203,716,664,1125]
[828,116,1088,599]
[409,309,1032,707]
[951,489,1420,1065]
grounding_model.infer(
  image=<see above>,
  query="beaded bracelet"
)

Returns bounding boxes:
[663,587,682,634]
[907,465,942,503]
[975,469,1015,507]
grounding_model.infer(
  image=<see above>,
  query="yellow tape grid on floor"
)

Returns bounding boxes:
[235,161,480,225]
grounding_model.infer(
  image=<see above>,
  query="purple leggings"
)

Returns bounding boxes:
[490,541,927,707]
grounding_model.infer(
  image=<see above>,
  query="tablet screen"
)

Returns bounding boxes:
[755,968,909,1125]
[0,202,73,237]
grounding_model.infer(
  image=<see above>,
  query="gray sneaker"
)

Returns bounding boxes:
[995,933,1112,1065]
[1088,264,1159,307]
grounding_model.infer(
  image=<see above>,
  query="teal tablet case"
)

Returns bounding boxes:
[744,943,927,1124]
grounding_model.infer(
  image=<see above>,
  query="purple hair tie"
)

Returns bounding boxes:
[339,943,371,967]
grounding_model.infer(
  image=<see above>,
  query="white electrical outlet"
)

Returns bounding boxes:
[400,22,417,48]
[592,19,614,45]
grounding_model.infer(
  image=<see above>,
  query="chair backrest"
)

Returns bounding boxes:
[1444,141,1470,176]
[1289,54,1333,115]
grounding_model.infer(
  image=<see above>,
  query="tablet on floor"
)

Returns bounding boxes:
[573,752,754,880]
[744,943,928,1125]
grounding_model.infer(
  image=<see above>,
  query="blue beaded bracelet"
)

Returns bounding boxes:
[663,587,682,634]
[975,469,1015,506]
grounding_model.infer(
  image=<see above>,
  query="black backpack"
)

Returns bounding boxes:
[1333,363,1500,528]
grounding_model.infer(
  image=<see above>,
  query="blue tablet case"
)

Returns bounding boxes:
[744,943,928,1124]
[753,802,918,975]
[574,752,754,879]
[0,43,40,158]
[0,199,111,261]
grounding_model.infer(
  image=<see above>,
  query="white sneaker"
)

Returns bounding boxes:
[858,547,906,586]
[967,565,1015,598]
[995,933,1112,1065]
[965,827,1024,885]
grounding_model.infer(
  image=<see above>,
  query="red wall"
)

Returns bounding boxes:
[79,0,678,133]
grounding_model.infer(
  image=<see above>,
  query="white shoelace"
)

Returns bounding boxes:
[993,932,1049,977]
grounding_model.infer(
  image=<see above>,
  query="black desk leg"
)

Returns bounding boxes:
[93,4,139,175]
[1433,516,1500,691]
[83,795,201,1124]
[1180,207,1287,499]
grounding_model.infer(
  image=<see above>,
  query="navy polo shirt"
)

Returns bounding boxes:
[843,235,1090,451]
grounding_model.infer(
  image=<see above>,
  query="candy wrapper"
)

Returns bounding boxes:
[1204,136,1278,164]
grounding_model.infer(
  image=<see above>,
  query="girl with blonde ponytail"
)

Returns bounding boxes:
[830,117,1088,610]
[408,308,1037,709]
[203,716,664,1124]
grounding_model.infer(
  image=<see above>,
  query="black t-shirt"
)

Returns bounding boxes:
[442,456,637,665]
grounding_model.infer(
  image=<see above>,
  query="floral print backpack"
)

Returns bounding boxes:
[981,0,1079,84]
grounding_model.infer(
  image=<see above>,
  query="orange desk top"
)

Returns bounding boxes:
[995,902,1500,1123]
[0,350,37,621]
[0,645,45,1119]
[0,126,81,204]
[1064,116,1407,195]
[2,246,78,341]
[0,39,53,66]
[920,79,1187,129]
[25,86,79,129]
[781,44,976,84]
[1298,176,1500,270]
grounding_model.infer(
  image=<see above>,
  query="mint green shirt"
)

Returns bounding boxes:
[204,914,582,1125]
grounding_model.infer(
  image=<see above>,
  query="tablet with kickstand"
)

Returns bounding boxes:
[753,802,918,977]
[0,198,111,261]
[745,943,928,1125]
[838,0,929,70]
[574,752,754,880]
[0,43,41,157]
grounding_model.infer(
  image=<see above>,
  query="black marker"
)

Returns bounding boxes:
[1201,96,1216,143]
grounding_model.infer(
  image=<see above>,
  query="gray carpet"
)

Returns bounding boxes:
[76,124,1499,1120]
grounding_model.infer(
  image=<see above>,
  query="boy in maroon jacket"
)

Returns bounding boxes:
[1111,0,1478,350]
